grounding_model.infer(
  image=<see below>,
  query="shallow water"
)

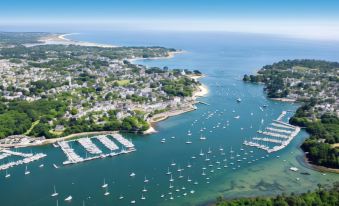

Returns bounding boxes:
[1,31,339,206]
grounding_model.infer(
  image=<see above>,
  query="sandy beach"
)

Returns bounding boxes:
[35,33,117,48]
[271,98,296,102]
[193,84,209,98]
[128,50,185,62]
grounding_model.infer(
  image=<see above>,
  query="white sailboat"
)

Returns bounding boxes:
[187,176,192,182]
[5,170,10,178]
[102,178,108,188]
[64,195,72,201]
[24,166,30,175]
[51,185,59,197]
[141,194,146,200]
[199,149,204,156]
[144,176,149,183]
[169,174,174,182]
[171,160,176,166]
[200,134,206,140]
[185,136,192,144]
[207,147,212,154]
[104,187,110,196]
[166,167,171,175]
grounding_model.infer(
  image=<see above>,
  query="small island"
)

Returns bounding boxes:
[243,59,339,170]
[0,32,206,147]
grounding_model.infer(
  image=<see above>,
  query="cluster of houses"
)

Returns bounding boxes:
[0,48,199,125]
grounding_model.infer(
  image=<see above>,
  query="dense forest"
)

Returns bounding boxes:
[290,103,339,168]
[216,182,339,206]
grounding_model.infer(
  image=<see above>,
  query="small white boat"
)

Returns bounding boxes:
[141,194,146,200]
[199,135,206,140]
[130,172,136,177]
[166,167,171,175]
[131,200,136,204]
[142,186,147,192]
[169,174,174,182]
[185,136,192,144]
[64,195,72,201]
[53,164,59,169]
[39,164,44,168]
[51,185,59,197]
[236,98,242,102]
[102,178,108,188]
[171,161,176,166]
[119,195,124,199]
[144,176,149,183]
[161,138,166,143]
[104,188,110,196]
[24,166,30,175]
[234,115,240,119]
[5,170,10,178]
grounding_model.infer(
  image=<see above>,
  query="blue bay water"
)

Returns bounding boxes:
[1,31,339,206]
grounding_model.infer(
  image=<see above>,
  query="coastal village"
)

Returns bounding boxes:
[243,60,339,117]
[0,32,207,146]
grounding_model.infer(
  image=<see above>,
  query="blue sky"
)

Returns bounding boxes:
[1,0,339,40]
[1,0,339,21]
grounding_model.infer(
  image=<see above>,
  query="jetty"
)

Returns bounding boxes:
[1,149,33,157]
[77,138,102,154]
[0,152,11,160]
[58,141,84,164]
[0,153,46,171]
[112,134,134,148]
[96,135,119,151]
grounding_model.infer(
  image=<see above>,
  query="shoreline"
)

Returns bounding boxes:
[270,97,297,102]
[303,155,339,174]
[0,131,118,148]
[144,74,209,134]
[32,33,118,48]
[128,50,185,63]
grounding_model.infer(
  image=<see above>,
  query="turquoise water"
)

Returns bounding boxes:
[1,31,339,206]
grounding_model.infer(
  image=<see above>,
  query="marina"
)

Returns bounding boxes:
[57,133,136,165]
[243,111,301,153]
[0,152,46,171]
